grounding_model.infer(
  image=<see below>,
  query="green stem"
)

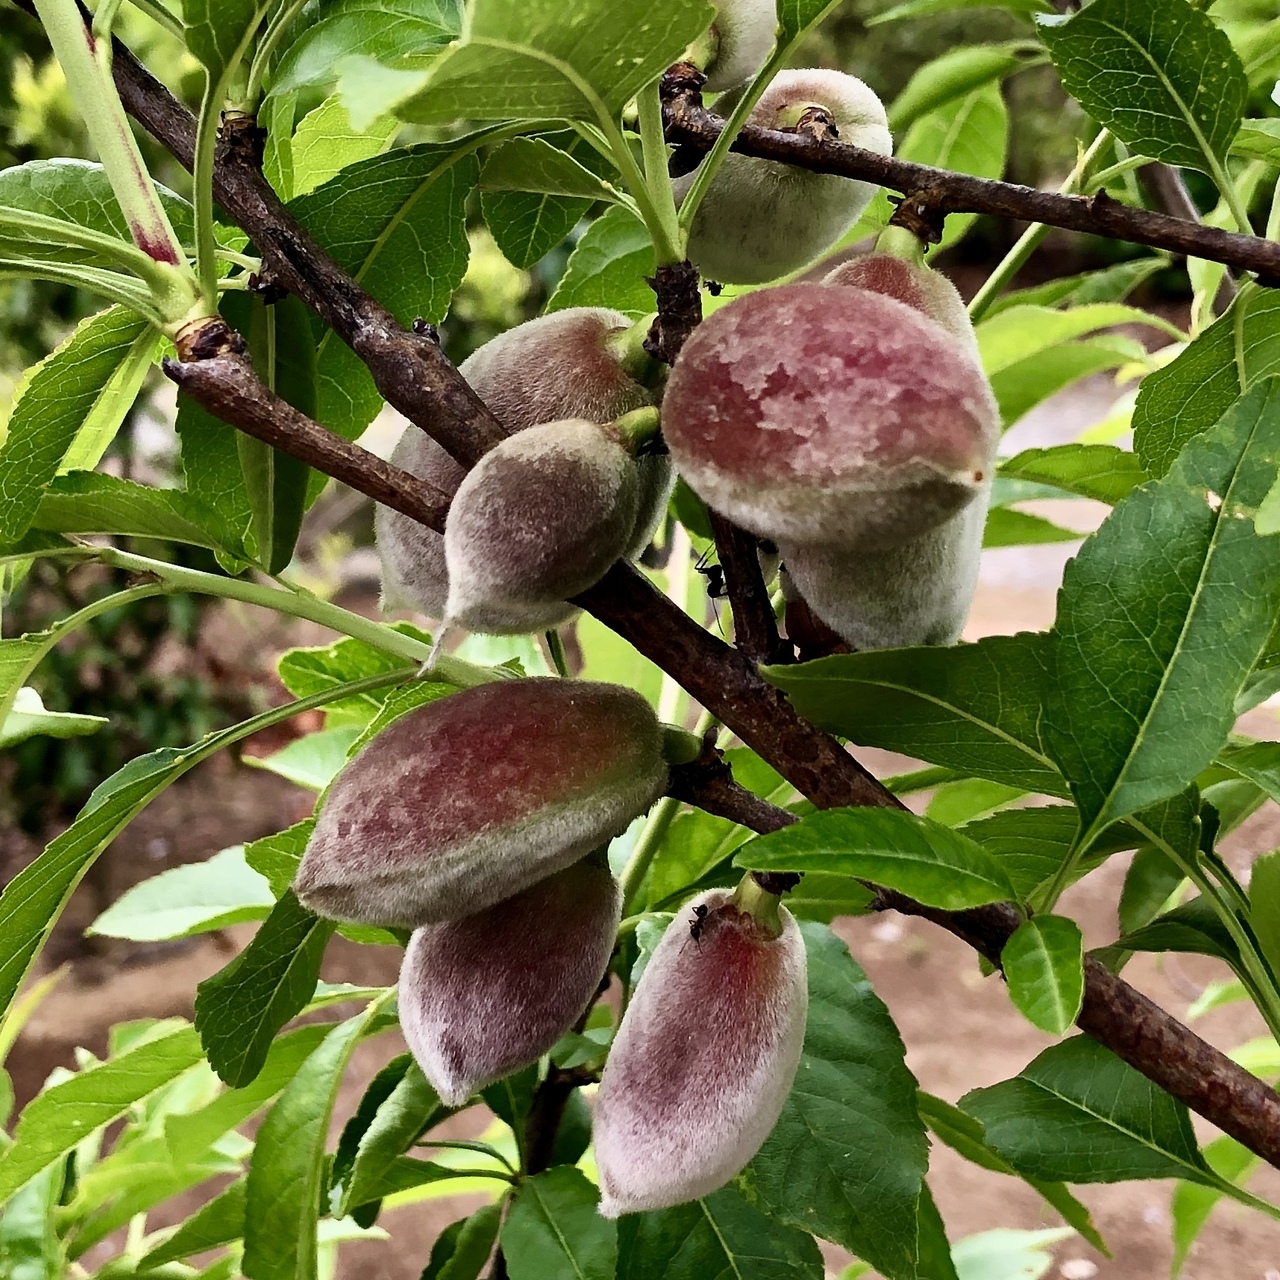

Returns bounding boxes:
[1267,175,1280,243]
[0,582,166,727]
[123,0,184,41]
[32,0,204,325]
[1207,153,1254,237]
[86,545,503,689]
[968,129,1113,323]
[245,0,309,107]
[0,260,166,324]
[638,81,683,265]
[677,39,788,236]
[596,109,681,267]
[545,629,570,677]
[415,1139,518,1175]
[619,796,680,912]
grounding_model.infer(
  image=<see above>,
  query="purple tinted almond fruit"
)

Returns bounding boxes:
[294,679,667,927]
[664,283,999,550]
[675,70,891,285]
[823,253,979,360]
[593,887,807,1217]
[375,308,670,619]
[399,853,620,1106]
[443,418,640,636]
[779,490,987,649]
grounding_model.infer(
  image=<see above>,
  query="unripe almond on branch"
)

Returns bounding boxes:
[399,852,620,1106]
[675,70,891,284]
[593,882,807,1217]
[663,282,999,551]
[442,415,646,636]
[375,308,671,620]
[696,0,777,94]
[294,679,667,927]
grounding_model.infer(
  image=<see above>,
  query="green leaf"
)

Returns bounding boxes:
[0,1163,63,1280]
[290,143,478,440]
[926,778,1025,828]
[480,138,622,203]
[901,83,1008,252]
[87,844,275,942]
[775,0,840,46]
[0,671,394,1032]
[194,892,335,1088]
[998,445,1148,504]
[1045,379,1280,840]
[977,304,1168,377]
[742,924,928,1280]
[1117,844,1182,935]
[0,687,106,749]
[546,206,656,320]
[164,1023,333,1166]
[273,0,462,95]
[1232,118,1280,165]
[385,0,714,125]
[987,257,1169,316]
[915,1092,1106,1254]
[1103,896,1241,967]
[1219,739,1280,807]
[736,808,1017,910]
[243,820,316,900]
[286,97,400,200]
[341,1062,444,1213]
[421,1203,503,1280]
[961,1035,1217,1185]
[1038,0,1247,176]
[0,1024,203,1206]
[27,473,229,551]
[992,335,1145,427]
[1001,915,1084,1034]
[1170,1135,1257,1277]
[483,189,590,268]
[951,1228,1076,1280]
[243,1000,388,1280]
[244,726,360,791]
[761,633,1065,797]
[175,392,254,565]
[870,0,1051,24]
[1134,287,1280,479]
[184,0,272,76]
[0,306,152,545]
[889,44,1038,133]
[277,627,428,728]
[983,507,1080,548]
[0,159,192,262]
[140,1178,247,1267]
[617,1184,824,1280]
[501,1166,616,1280]
[1248,849,1280,983]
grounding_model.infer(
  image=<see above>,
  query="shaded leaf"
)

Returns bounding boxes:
[547,206,656,320]
[501,1166,616,1280]
[140,1179,246,1267]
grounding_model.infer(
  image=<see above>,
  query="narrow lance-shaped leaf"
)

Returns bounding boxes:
[0,1024,204,1206]
[193,891,335,1088]
[501,1167,617,1280]
[736,808,1017,910]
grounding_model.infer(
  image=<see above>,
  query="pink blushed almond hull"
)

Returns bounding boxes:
[293,679,667,927]
[399,855,620,1106]
[593,889,807,1216]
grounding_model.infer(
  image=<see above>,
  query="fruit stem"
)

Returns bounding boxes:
[660,724,704,765]
[605,315,667,389]
[638,81,685,265]
[729,872,784,938]
[872,223,926,265]
[610,407,662,455]
[681,25,719,77]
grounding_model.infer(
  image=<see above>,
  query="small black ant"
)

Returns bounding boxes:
[689,903,709,944]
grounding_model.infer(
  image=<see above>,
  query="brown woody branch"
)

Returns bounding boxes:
[680,767,1280,1169]
[16,0,1280,1174]
[661,78,1280,285]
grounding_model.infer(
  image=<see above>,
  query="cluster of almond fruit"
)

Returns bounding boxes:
[291,0,1000,1218]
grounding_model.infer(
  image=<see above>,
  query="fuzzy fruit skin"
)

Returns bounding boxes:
[780,490,987,648]
[399,854,620,1107]
[444,418,640,636]
[675,70,891,284]
[664,283,999,550]
[294,679,667,927]
[375,308,670,620]
[703,0,777,93]
[823,253,978,360]
[593,889,807,1217]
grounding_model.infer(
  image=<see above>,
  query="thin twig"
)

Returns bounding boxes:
[660,77,1280,285]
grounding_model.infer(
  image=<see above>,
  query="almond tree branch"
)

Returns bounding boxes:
[673,760,1280,1170]
[660,74,1280,284]
[20,0,1280,1174]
